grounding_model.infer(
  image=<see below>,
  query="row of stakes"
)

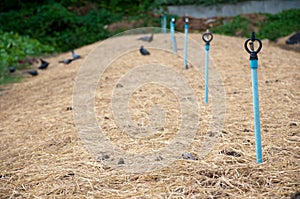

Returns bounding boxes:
[162,16,263,163]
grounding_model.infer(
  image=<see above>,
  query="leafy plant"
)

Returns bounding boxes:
[0,31,55,84]
[258,9,300,41]
[154,0,248,6]
[99,0,160,15]
[212,15,252,37]
[212,9,300,40]
[0,3,121,52]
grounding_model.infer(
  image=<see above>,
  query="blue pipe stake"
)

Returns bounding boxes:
[204,44,210,104]
[170,20,172,41]
[184,18,189,69]
[163,15,167,35]
[170,18,177,53]
[202,30,213,104]
[244,32,263,163]
[250,60,263,163]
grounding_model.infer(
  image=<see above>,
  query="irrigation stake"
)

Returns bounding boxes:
[244,32,263,163]
[202,29,213,104]
[184,17,189,69]
[162,15,167,35]
[170,17,177,53]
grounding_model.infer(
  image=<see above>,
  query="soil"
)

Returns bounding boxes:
[0,33,299,198]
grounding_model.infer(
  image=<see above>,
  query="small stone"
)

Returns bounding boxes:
[182,152,195,160]
[118,158,125,165]
[207,131,217,137]
[155,156,163,161]
[68,171,75,176]
[227,151,241,157]
[116,83,123,88]
[174,187,184,193]
[290,122,297,127]
[63,171,75,178]
[220,150,241,157]
[156,127,164,131]
[104,116,109,120]
[98,154,110,161]
[243,129,251,132]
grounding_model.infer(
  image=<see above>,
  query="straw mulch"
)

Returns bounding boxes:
[0,33,299,198]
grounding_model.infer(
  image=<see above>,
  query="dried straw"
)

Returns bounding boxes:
[0,34,299,198]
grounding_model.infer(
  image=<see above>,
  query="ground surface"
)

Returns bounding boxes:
[0,33,299,198]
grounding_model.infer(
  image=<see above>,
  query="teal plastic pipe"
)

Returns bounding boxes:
[244,32,263,163]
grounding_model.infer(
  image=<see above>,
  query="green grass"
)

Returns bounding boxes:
[155,0,249,6]
[0,3,122,52]
[258,9,300,40]
[0,31,55,84]
[0,3,124,84]
[212,15,252,37]
[212,9,300,40]
[0,75,22,85]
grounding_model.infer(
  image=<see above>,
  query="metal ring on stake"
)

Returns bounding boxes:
[244,32,262,60]
[202,30,213,45]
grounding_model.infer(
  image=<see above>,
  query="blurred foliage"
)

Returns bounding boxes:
[0,0,162,14]
[212,15,252,37]
[258,9,300,41]
[0,0,160,84]
[0,31,55,84]
[0,0,299,84]
[0,3,121,52]
[99,0,161,15]
[154,0,248,6]
[212,9,300,40]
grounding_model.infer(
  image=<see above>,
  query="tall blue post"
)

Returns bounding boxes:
[204,44,209,104]
[244,32,263,163]
[184,17,189,69]
[162,15,167,35]
[170,17,177,53]
[163,15,167,35]
[202,30,213,104]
